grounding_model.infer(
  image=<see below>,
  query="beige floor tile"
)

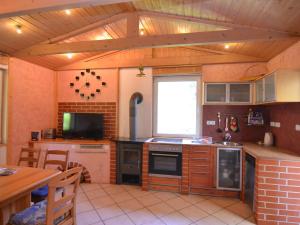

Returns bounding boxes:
[142,218,167,225]
[86,188,108,200]
[103,185,126,194]
[195,199,222,214]
[122,185,141,191]
[179,194,208,204]
[136,193,162,207]
[76,192,88,202]
[77,200,94,214]
[227,202,253,219]
[128,208,158,225]
[153,191,179,201]
[147,202,175,218]
[77,210,101,225]
[81,183,102,192]
[179,205,208,222]
[161,212,192,225]
[118,198,144,213]
[96,204,124,220]
[90,195,115,209]
[238,219,256,225]
[165,197,191,211]
[128,188,153,198]
[91,222,105,225]
[195,215,226,225]
[110,191,134,203]
[104,214,135,225]
[210,196,240,207]
[213,209,245,225]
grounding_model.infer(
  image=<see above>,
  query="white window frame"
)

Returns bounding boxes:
[153,75,201,138]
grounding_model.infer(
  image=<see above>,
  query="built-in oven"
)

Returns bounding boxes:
[148,144,182,176]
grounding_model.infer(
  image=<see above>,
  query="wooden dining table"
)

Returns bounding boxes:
[0,165,60,225]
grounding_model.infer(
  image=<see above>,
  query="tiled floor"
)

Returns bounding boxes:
[76,183,256,225]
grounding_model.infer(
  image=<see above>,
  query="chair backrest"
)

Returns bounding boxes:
[18,147,41,168]
[46,167,82,225]
[43,150,70,172]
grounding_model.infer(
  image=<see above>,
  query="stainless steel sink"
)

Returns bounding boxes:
[214,141,242,147]
[150,138,183,144]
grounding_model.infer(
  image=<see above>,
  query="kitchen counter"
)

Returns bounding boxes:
[243,142,300,161]
[113,137,150,143]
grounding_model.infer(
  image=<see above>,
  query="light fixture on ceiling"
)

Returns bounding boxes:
[137,65,146,77]
[224,44,230,49]
[65,9,71,15]
[66,53,73,59]
[139,29,145,36]
[16,25,22,34]
[95,32,112,40]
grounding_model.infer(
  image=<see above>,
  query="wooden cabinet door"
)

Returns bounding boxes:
[188,146,215,188]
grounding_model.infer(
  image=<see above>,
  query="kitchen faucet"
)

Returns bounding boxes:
[224,132,232,142]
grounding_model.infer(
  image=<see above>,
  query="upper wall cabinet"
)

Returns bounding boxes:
[204,83,252,104]
[255,70,300,104]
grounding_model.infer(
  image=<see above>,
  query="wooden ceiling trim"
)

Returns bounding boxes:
[138,10,298,35]
[0,0,131,18]
[56,52,266,71]
[15,28,299,56]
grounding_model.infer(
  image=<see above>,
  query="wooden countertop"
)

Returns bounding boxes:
[243,143,300,161]
[29,138,111,145]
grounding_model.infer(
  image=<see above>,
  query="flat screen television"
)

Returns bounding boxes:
[62,112,104,139]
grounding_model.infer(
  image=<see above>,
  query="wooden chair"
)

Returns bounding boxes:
[31,149,70,202]
[9,167,82,225]
[18,147,41,168]
[43,150,70,171]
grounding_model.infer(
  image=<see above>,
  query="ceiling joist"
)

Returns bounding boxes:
[0,0,131,19]
[15,28,298,57]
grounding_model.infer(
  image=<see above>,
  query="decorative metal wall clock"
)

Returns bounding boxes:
[69,69,107,100]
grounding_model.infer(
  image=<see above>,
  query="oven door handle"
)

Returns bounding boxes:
[151,153,179,157]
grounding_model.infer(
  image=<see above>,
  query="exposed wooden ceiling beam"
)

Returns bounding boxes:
[0,0,131,18]
[44,12,131,44]
[138,11,300,35]
[57,53,266,71]
[127,12,139,37]
[15,28,298,57]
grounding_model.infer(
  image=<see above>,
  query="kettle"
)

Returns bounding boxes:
[264,132,274,146]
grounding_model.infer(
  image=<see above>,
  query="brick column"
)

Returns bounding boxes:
[181,146,189,194]
[142,143,149,191]
[255,159,300,225]
[110,141,117,184]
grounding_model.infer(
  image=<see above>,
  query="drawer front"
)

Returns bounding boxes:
[189,174,213,187]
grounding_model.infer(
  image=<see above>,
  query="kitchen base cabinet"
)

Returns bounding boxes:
[187,146,215,189]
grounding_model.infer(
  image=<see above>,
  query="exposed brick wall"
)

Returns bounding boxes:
[110,141,117,184]
[57,102,117,139]
[255,159,300,225]
[142,143,149,191]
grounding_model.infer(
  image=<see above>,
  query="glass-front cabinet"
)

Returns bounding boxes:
[264,74,276,102]
[255,79,264,103]
[205,83,251,104]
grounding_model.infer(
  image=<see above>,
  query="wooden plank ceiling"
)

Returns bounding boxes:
[0,0,299,69]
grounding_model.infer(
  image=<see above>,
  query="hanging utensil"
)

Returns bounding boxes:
[225,117,229,132]
[216,112,222,133]
[230,116,239,132]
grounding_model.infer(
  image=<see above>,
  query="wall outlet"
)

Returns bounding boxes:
[270,121,280,128]
[296,124,300,131]
[206,120,216,126]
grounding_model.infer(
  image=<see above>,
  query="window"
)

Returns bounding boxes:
[153,76,201,137]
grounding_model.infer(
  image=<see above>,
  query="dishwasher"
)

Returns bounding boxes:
[217,147,242,191]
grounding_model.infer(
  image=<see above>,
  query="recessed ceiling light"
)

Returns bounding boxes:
[16,25,22,34]
[66,53,73,59]
[140,29,145,36]
[65,9,71,15]
[224,44,230,49]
